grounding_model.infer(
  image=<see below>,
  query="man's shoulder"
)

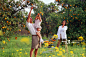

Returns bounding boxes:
[59,26,61,27]
[26,21,33,25]
[64,26,67,27]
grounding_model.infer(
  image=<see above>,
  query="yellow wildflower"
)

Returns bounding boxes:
[3,51,5,52]
[78,36,84,41]
[25,52,27,55]
[53,34,58,39]
[19,52,22,53]
[49,56,51,57]
[83,47,85,50]
[20,49,22,51]
[16,50,19,52]
[62,49,65,53]
[12,53,13,55]
[20,37,30,44]
[70,51,73,55]
[55,47,58,50]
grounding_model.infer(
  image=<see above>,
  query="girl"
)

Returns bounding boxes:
[57,20,68,52]
[34,13,44,43]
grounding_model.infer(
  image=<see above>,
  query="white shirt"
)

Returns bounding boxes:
[57,25,68,39]
[26,21,37,35]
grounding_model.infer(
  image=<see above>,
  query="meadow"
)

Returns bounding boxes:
[0,35,85,57]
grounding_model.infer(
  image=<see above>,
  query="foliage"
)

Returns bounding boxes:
[0,0,36,40]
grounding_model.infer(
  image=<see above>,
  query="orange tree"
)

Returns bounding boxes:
[55,0,86,40]
[0,0,36,40]
[32,0,86,40]
[33,2,60,37]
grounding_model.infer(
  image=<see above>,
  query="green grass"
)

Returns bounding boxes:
[0,35,85,57]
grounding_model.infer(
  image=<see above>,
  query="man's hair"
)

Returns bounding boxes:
[26,17,32,20]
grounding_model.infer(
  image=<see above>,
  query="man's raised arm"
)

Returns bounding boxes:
[27,7,33,23]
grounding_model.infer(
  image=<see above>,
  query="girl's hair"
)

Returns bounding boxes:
[61,20,67,26]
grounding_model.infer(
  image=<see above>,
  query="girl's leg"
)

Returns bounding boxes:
[63,39,68,53]
[36,28,44,43]
[57,34,62,47]
[57,39,61,47]
[36,32,42,39]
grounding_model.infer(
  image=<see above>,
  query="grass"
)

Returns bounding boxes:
[0,35,85,57]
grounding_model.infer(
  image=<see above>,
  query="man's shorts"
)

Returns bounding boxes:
[31,35,41,49]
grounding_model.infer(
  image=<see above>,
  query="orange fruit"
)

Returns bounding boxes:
[8,40,10,41]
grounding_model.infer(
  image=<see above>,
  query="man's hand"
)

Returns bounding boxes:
[31,7,33,10]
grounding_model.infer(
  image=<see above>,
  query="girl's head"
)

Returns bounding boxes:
[35,13,41,20]
[37,13,40,17]
[61,20,67,26]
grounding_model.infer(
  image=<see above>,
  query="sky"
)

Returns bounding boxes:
[15,0,55,14]
[40,0,55,4]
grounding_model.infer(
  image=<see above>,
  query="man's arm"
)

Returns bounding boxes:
[39,15,42,21]
[27,7,33,23]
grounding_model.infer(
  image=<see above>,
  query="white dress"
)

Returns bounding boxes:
[57,25,68,40]
[34,19,42,29]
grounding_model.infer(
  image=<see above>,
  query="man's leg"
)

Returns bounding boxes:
[30,48,34,57]
[34,48,38,57]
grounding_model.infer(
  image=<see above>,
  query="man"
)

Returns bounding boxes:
[26,7,42,57]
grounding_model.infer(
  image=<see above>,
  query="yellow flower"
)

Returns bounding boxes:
[19,52,22,53]
[78,36,84,41]
[2,40,5,44]
[62,55,65,57]
[82,53,84,56]
[49,56,51,57]
[51,46,54,47]
[60,48,62,50]
[81,42,85,45]
[3,51,5,52]
[70,51,73,54]
[83,47,85,50]
[52,55,55,56]
[55,47,58,50]
[16,50,19,52]
[12,53,13,55]
[25,52,27,55]
[56,49,59,52]
[62,49,65,53]
[20,37,30,44]
[59,51,62,54]
[40,52,42,54]
[53,34,58,39]
[44,43,49,47]
[20,49,22,51]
